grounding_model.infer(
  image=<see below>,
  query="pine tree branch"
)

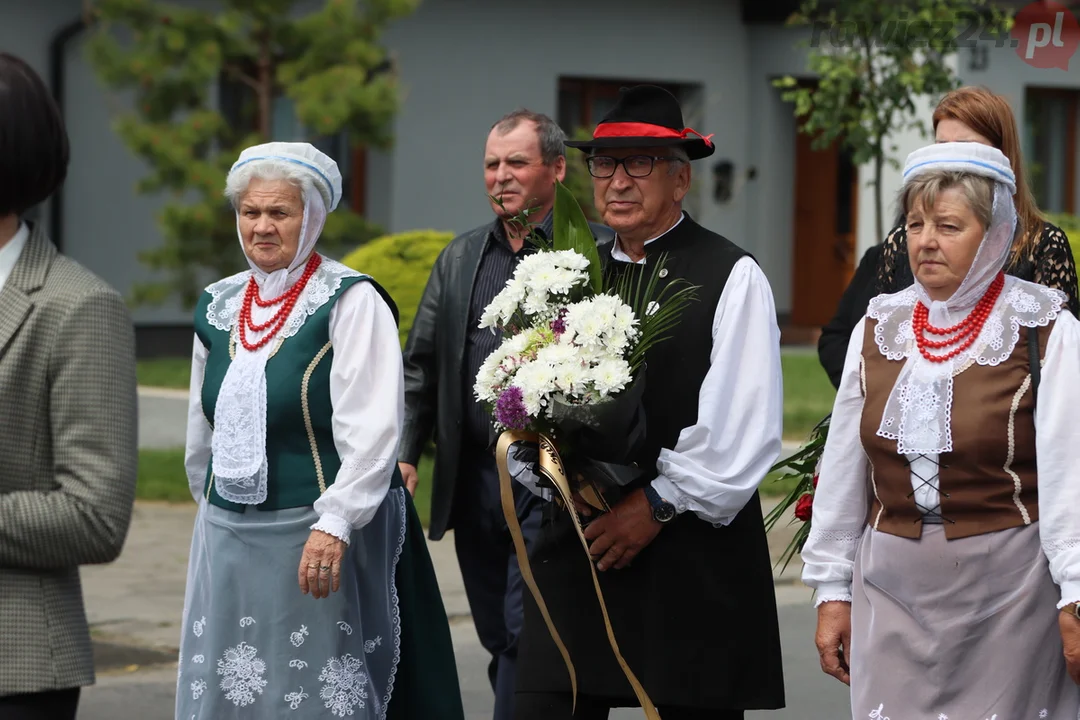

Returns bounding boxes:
[222,62,260,93]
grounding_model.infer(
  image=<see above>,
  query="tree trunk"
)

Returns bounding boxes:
[257,30,272,140]
[874,152,884,244]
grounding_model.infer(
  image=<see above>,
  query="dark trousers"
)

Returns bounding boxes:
[454,450,543,720]
[0,688,80,720]
[513,693,744,720]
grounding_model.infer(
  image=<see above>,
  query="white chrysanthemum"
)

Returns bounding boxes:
[611,302,638,335]
[589,293,622,314]
[534,343,578,367]
[591,358,633,397]
[601,330,631,355]
[551,250,591,271]
[523,265,586,298]
[502,331,533,356]
[514,361,558,416]
[522,289,554,318]
[512,253,551,281]
[474,352,507,402]
[543,267,588,296]
[479,277,528,329]
[553,360,589,396]
[565,306,605,348]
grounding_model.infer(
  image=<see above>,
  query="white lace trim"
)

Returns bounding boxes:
[311,513,353,545]
[382,487,407,716]
[340,457,392,474]
[806,527,863,545]
[814,593,853,608]
[1045,538,1080,556]
[204,256,362,338]
[867,277,1064,454]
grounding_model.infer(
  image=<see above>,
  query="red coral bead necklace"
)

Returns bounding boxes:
[912,271,1004,363]
[238,253,322,352]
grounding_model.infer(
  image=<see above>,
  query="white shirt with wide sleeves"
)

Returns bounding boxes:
[184,280,403,544]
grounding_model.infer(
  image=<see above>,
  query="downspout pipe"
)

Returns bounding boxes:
[48,17,87,252]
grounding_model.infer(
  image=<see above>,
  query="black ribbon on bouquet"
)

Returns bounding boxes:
[495,430,660,719]
[492,372,660,718]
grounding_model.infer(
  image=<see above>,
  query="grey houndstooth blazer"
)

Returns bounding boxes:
[0,222,138,696]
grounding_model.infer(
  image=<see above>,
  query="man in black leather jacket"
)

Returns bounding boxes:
[397,109,613,720]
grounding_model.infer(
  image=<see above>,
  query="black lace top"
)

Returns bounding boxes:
[876,221,1080,317]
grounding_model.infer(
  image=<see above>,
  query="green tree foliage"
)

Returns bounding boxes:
[85,0,418,309]
[1045,213,1080,283]
[340,229,454,347]
[774,0,1011,242]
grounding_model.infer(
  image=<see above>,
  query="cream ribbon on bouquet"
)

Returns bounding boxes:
[495,431,661,719]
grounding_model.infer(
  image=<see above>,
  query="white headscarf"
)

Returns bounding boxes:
[210,142,344,505]
[873,141,1018,455]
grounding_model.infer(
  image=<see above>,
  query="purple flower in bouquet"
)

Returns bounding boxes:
[550,309,568,336]
[495,386,531,431]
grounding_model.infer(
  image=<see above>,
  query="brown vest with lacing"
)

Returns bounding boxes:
[859,315,1052,540]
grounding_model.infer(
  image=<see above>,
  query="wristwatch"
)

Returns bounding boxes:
[1064,601,1080,619]
[643,485,676,524]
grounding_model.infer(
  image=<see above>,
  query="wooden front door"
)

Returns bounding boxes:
[791,125,859,327]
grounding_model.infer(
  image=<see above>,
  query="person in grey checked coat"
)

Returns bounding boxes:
[0,52,139,720]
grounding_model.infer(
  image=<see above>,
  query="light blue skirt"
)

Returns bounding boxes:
[175,490,406,719]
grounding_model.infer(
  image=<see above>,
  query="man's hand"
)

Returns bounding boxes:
[581,488,662,571]
[298,530,347,600]
[1060,608,1080,684]
[815,601,852,686]
[399,462,419,497]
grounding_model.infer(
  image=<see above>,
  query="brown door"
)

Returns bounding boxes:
[791,124,859,327]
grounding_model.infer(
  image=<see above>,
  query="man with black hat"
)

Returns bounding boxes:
[512,86,786,719]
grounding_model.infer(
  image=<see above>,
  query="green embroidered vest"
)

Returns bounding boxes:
[194,273,370,512]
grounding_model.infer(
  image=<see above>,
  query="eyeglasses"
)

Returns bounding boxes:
[585,154,683,179]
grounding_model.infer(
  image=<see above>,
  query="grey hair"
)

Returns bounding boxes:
[224,158,317,209]
[667,146,690,175]
[900,170,994,230]
[491,109,566,165]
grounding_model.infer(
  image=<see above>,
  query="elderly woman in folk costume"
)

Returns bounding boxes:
[801,141,1080,719]
[176,142,464,720]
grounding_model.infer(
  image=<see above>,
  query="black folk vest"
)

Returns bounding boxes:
[516,215,786,710]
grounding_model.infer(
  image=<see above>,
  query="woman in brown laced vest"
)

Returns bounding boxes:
[803,141,1080,719]
[818,86,1078,388]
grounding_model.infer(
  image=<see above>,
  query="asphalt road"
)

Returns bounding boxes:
[78,584,850,720]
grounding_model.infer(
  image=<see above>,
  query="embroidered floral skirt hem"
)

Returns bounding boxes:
[850,522,1080,720]
[175,490,406,719]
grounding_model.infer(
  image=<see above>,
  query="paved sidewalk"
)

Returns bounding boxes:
[82,496,805,663]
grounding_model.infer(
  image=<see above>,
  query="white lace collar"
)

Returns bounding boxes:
[204,254,361,339]
[867,276,1065,454]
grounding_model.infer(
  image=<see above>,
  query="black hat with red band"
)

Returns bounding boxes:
[564,84,715,161]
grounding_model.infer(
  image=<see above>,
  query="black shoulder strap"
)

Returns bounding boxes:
[1028,325,1041,401]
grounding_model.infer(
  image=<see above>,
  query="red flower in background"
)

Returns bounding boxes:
[794,493,813,522]
[812,474,819,489]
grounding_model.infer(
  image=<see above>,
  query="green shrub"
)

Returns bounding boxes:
[340,229,455,347]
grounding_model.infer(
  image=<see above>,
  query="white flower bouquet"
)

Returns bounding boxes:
[474,181,697,509]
